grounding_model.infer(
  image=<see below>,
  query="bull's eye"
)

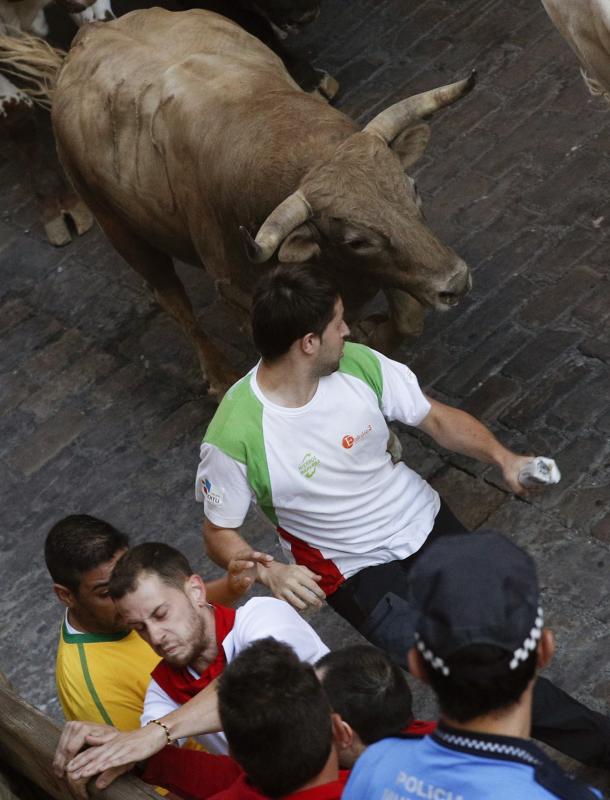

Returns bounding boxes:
[344,238,371,252]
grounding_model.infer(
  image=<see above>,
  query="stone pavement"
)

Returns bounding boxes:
[1,0,608,787]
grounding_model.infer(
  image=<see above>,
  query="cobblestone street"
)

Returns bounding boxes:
[1,0,609,787]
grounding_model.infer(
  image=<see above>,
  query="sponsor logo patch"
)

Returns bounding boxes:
[298,452,320,479]
[201,477,223,505]
[342,424,373,449]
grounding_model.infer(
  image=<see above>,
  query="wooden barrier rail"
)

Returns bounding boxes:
[0,673,158,799]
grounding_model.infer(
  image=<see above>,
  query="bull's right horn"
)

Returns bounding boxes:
[363,70,476,144]
[240,190,312,263]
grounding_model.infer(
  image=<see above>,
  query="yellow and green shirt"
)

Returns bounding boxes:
[55,618,160,730]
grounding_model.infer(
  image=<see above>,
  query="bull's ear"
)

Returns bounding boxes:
[278,224,321,262]
[390,123,431,170]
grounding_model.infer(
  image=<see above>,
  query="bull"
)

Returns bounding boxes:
[1,8,474,395]
[542,0,610,104]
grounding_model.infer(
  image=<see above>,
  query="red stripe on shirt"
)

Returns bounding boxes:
[277,527,345,596]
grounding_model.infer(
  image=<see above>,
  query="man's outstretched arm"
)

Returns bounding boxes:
[203,519,325,610]
[57,681,222,789]
[418,397,533,495]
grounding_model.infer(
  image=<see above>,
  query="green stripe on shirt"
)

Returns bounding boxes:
[77,643,114,726]
[204,374,278,526]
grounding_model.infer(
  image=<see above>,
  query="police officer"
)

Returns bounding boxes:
[343,531,603,800]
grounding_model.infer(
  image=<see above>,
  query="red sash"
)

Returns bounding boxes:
[152,604,237,705]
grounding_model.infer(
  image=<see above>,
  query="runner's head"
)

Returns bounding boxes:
[108,542,213,669]
[45,514,129,634]
[407,531,554,724]
[252,265,349,375]
[316,644,414,767]
[218,638,337,798]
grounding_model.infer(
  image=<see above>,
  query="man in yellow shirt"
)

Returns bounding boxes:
[46,514,265,730]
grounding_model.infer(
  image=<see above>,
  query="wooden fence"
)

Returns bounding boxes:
[0,673,159,799]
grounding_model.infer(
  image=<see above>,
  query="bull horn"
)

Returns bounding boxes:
[363,70,476,144]
[240,190,313,263]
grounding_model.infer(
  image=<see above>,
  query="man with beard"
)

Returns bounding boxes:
[106,541,328,754]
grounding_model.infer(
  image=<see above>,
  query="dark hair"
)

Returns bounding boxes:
[218,638,332,797]
[45,515,129,592]
[316,645,414,744]
[108,542,193,600]
[423,644,538,723]
[251,265,340,361]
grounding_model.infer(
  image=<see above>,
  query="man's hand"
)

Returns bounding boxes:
[53,721,118,778]
[65,721,166,785]
[498,452,537,496]
[257,561,325,610]
[227,550,274,600]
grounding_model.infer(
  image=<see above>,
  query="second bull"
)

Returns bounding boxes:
[14,8,475,394]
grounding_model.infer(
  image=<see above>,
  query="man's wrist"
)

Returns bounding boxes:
[256,559,280,587]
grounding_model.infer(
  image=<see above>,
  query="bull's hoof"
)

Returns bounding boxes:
[61,194,94,236]
[41,195,94,246]
[44,215,73,247]
[310,69,339,103]
[317,70,339,101]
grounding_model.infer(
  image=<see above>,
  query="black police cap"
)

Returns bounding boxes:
[409,530,542,677]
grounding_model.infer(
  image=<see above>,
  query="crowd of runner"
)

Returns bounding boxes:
[43,267,607,799]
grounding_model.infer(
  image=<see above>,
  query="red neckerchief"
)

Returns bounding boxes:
[151,604,237,705]
[401,719,437,736]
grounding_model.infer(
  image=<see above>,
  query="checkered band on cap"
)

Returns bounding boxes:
[414,631,450,676]
[509,607,544,670]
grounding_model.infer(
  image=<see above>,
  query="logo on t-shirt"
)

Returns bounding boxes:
[201,477,223,505]
[342,424,373,449]
[298,452,320,479]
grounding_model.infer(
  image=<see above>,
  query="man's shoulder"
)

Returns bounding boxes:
[236,596,296,619]
[350,735,601,800]
[233,597,314,638]
[203,373,263,460]
[338,342,383,397]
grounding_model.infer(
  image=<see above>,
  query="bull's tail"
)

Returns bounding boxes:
[0,31,66,111]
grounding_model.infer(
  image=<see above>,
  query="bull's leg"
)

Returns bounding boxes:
[367,289,425,353]
[89,207,238,397]
[4,106,93,246]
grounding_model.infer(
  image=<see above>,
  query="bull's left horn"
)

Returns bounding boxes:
[241,190,312,263]
[364,70,476,144]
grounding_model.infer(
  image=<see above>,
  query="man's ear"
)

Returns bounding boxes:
[537,629,555,670]
[186,574,208,608]
[407,647,429,683]
[330,712,354,751]
[278,224,321,263]
[53,583,76,609]
[390,123,431,170]
[299,331,320,357]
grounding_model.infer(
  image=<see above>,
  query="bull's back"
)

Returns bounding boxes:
[52,7,298,254]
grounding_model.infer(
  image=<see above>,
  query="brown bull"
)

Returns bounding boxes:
[2,9,474,395]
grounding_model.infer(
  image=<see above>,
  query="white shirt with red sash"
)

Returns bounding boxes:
[141,597,329,753]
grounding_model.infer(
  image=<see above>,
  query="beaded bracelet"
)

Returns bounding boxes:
[147,718,172,745]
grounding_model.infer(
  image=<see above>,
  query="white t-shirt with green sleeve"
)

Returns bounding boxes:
[195,342,440,595]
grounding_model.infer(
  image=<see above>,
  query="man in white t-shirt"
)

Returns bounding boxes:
[197,264,532,638]
[195,264,610,768]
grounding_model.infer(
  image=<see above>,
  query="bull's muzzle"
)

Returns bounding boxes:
[436,263,471,308]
